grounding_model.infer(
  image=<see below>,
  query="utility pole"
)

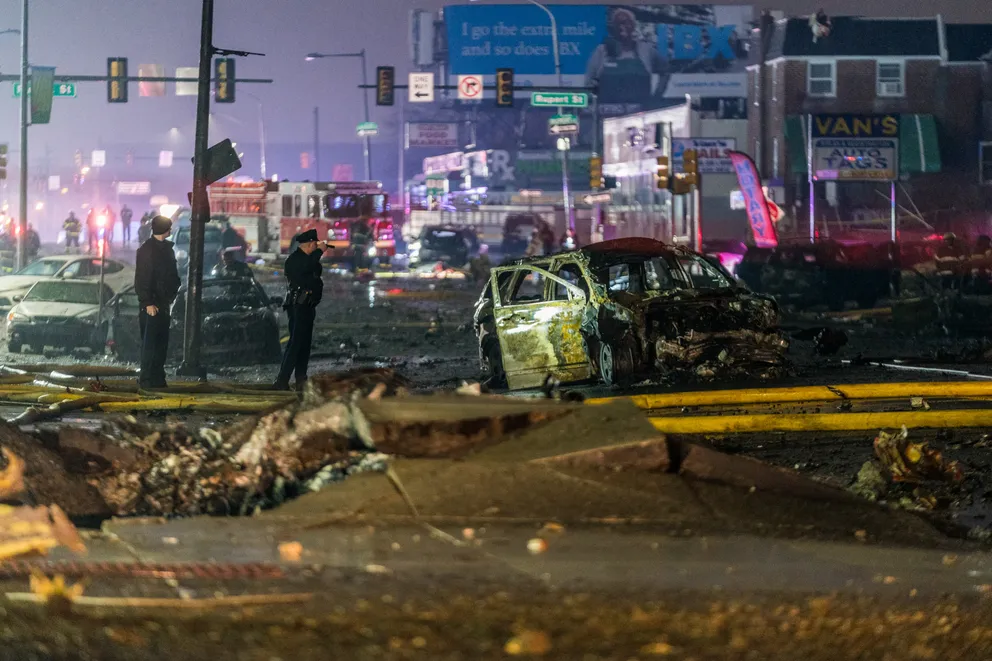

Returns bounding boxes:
[17,0,28,270]
[178,0,214,379]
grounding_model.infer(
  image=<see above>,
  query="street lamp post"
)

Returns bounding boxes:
[471,0,571,232]
[524,0,571,234]
[305,50,371,181]
[240,90,267,180]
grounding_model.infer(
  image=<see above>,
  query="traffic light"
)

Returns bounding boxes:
[495,68,514,107]
[682,148,699,186]
[74,150,82,168]
[300,152,310,169]
[0,144,6,181]
[376,66,395,106]
[589,156,603,189]
[655,156,670,190]
[107,57,128,103]
[215,57,235,103]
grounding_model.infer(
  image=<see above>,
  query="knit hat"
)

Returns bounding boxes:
[151,215,172,236]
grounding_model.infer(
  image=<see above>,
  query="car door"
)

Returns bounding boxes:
[493,265,591,390]
[109,287,142,361]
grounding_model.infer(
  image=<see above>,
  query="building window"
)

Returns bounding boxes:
[876,61,904,97]
[771,62,778,102]
[807,61,835,97]
[752,70,760,106]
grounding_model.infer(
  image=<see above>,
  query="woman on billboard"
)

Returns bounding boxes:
[584,7,668,106]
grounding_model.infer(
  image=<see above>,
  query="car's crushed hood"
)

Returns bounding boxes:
[602,288,787,380]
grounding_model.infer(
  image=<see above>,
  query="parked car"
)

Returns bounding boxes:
[408,226,477,268]
[6,279,114,354]
[0,255,132,315]
[172,220,226,276]
[500,213,554,259]
[107,277,282,364]
[736,241,894,310]
[473,238,786,390]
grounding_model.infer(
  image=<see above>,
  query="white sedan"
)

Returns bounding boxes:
[6,278,114,354]
[0,255,133,314]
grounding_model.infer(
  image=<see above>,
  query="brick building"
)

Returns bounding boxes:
[747,15,992,234]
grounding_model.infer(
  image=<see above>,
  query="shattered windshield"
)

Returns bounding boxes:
[201,281,266,312]
[676,254,734,289]
[24,281,103,304]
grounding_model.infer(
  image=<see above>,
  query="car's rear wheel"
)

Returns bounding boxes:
[7,342,21,354]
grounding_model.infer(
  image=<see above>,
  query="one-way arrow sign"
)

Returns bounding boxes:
[409,72,434,103]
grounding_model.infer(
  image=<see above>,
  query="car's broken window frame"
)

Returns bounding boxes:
[490,264,585,308]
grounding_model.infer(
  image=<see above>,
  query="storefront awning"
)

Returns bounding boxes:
[784,114,942,175]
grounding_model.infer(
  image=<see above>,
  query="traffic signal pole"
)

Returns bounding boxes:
[177,0,215,380]
[16,0,27,271]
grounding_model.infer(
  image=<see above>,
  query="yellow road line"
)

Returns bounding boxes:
[588,382,992,409]
[648,409,992,434]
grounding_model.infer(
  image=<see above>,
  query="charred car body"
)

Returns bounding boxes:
[474,239,787,390]
[108,277,282,364]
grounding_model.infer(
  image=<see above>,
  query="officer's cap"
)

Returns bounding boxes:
[295,229,318,244]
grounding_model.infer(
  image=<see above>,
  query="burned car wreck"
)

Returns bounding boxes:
[474,238,788,389]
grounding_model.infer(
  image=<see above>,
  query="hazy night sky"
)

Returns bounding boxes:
[0,0,986,162]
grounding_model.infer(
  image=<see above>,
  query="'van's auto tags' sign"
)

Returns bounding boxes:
[812,114,899,181]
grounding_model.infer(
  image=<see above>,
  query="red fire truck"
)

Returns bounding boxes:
[208,179,395,261]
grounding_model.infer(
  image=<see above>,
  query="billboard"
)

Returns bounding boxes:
[672,137,736,174]
[444,4,752,115]
[812,114,899,181]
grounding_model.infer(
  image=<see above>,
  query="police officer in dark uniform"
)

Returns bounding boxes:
[273,229,326,391]
[134,216,181,390]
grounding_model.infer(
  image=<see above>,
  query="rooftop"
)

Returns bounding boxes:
[757,16,941,61]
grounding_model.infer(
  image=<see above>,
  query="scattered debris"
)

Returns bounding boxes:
[0,504,85,561]
[278,541,304,563]
[874,426,963,483]
[854,529,868,542]
[0,448,25,499]
[504,630,552,656]
[526,538,548,555]
[850,461,889,502]
[910,396,931,410]
[29,571,86,615]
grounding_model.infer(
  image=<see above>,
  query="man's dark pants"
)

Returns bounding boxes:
[139,310,171,387]
[276,304,316,387]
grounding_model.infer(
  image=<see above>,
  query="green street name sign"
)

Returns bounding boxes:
[548,113,579,135]
[531,91,588,108]
[12,82,76,98]
[356,121,379,137]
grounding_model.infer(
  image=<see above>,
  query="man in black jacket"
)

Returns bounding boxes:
[273,228,326,391]
[134,216,181,389]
